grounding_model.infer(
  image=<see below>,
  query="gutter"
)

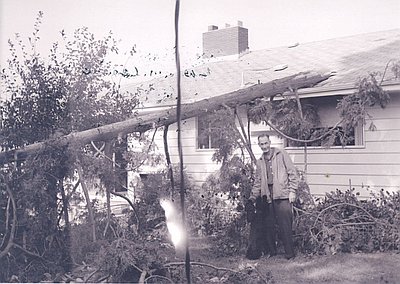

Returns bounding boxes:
[296,81,400,99]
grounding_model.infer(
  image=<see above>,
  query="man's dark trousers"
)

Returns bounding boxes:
[270,198,295,258]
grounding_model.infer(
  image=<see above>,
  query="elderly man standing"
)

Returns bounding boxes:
[250,134,299,259]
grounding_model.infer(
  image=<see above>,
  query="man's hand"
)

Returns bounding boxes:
[289,192,296,203]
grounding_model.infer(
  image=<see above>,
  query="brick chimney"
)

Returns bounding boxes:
[202,21,249,58]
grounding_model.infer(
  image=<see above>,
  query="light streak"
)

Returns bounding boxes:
[160,199,185,248]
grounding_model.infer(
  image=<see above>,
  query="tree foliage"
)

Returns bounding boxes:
[199,109,244,163]
[248,97,319,145]
[294,188,400,255]
[248,66,394,148]
[338,72,390,132]
[0,12,142,282]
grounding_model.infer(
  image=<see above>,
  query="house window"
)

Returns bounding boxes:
[88,139,128,192]
[197,115,218,149]
[113,138,128,192]
[285,124,363,147]
[284,95,364,148]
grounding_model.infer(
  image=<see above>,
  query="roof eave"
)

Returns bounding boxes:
[297,81,400,99]
[135,80,400,113]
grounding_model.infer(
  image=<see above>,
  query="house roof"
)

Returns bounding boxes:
[125,29,400,108]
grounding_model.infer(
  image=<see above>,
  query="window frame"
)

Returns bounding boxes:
[282,95,365,150]
[196,115,218,150]
[284,122,365,150]
[113,137,128,192]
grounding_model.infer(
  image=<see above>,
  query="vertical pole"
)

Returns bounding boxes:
[174,0,191,283]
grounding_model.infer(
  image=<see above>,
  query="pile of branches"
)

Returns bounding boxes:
[79,260,271,284]
[294,188,400,255]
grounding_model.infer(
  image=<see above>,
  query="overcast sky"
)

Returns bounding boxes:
[1,0,399,82]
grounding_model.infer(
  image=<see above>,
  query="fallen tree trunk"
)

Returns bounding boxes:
[0,71,332,164]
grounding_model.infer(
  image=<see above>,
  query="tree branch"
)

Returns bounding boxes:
[91,141,106,157]
[380,59,394,85]
[234,107,256,163]
[164,261,239,274]
[293,87,308,173]
[163,125,175,199]
[0,71,332,165]
[246,109,252,152]
[0,176,17,259]
[91,141,115,165]
[109,190,141,231]
[145,275,174,284]
[164,261,268,284]
[103,140,113,238]
[12,243,47,261]
[0,197,11,249]
[76,164,97,242]
[138,269,147,284]
[266,118,344,144]
[129,127,158,171]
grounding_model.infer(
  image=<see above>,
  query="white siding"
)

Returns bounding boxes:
[152,118,221,184]
[145,93,400,197]
[285,94,400,196]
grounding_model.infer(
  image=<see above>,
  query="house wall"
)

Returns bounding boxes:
[147,93,400,198]
[286,93,400,197]
[151,118,221,184]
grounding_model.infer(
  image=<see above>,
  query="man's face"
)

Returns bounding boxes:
[258,136,271,153]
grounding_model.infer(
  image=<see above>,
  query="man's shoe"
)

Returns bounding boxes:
[264,253,276,259]
[285,254,295,260]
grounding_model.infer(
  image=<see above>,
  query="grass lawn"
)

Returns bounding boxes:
[204,252,400,284]
[165,236,400,283]
[182,238,400,284]
[247,252,400,284]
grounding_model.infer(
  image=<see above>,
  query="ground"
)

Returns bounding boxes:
[236,253,400,284]
[164,237,400,284]
[66,235,400,283]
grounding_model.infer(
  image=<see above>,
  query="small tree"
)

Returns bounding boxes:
[0,12,148,282]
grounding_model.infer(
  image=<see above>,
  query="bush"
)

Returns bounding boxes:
[294,188,400,255]
[185,157,253,256]
[68,197,172,282]
[94,236,167,283]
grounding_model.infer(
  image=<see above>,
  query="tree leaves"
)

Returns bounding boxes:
[0,12,145,281]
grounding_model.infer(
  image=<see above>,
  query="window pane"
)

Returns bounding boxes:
[197,116,211,149]
[114,139,128,192]
[286,125,360,147]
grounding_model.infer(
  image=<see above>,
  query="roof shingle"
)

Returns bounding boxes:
[125,29,400,108]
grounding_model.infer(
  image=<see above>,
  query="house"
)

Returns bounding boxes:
[123,23,400,198]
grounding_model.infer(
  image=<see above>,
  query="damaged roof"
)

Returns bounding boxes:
[124,29,400,108]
